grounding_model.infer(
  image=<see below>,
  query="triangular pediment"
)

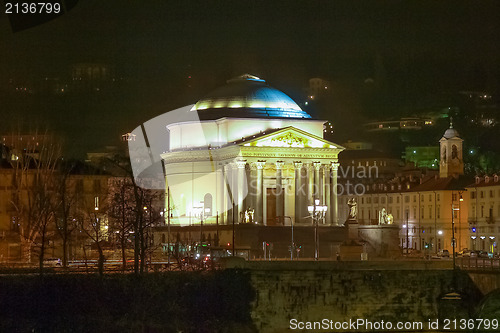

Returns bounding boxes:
[240,126,343,149]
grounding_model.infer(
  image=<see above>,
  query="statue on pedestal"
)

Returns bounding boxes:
[347,198,357,220]
[378,208,395,225]
[379,208,388,225]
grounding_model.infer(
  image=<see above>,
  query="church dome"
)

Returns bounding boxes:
[443,128,459,139]
[191,74,312,119]
[442,117,460,139]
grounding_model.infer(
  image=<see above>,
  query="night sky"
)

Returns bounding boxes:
[0,0,499,156]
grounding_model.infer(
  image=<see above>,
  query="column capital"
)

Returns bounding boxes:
[313,161,322,171]
[275,161,284,169]
[236,160,247,169]
[331,161,340,171]
[254,160,266,169]
[293,161,303,169]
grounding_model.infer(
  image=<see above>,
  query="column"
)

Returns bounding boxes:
[294,162,303,224]
[308,163,314,206]
[224,164,233,225]
[248,165,256,215]
[236,160,246,223]
[330,162,340,226]
[324,164,331,225]
[255,161,265,224]
[319,164,324,204]
[218,165,225,225]
[313,162,321,204]
[275,161,284,224]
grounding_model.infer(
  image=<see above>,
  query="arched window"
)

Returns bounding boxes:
[452,145,458,159]
[442,146,447,160]
[204,193,213,216]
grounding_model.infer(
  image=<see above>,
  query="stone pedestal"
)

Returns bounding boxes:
[340,218,365,260]
[358,224,400,259]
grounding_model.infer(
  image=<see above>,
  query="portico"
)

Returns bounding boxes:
[162,126,344,227]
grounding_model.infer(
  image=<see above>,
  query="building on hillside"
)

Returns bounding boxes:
[403,146,439,169]
[307,77,331,100]
[364,117,434,132]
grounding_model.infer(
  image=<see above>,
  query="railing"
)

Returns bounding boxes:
[456,257,500,271]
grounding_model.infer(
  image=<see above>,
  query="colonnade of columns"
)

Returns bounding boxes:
[218,160,340,226]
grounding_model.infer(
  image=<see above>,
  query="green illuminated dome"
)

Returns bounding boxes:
[191,74,311,119]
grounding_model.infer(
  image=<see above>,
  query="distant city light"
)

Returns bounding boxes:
[438,230,443,235]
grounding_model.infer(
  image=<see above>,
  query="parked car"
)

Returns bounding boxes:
[438,250,450,258]
[458,248,471,257]
[478,251,490,258]
[43,258,62,267]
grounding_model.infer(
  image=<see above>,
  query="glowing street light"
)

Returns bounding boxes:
[308,199,327,261]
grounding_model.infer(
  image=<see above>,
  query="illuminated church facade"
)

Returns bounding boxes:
[161,75,344,229]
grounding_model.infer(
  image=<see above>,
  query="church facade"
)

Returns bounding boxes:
[161,75,344,229]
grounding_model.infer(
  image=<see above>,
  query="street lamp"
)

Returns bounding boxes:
[451,204,460,269]
[308,199,327,261]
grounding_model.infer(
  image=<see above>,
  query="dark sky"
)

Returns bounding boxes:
[0,0,499,155]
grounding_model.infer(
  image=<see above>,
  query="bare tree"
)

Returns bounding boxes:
[108,177,134,272]
[79,201,109,276]
[9,132,61,270]
[102,155,164,274]
[52,160,80,268]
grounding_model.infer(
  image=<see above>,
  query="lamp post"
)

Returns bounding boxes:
[406,210,409,255]
[451,204,460,269]
[308,199,327,261]
[167,187,170,270]
[459,193,463,253]
[290,216,294,260]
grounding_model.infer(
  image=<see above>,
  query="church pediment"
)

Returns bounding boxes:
[241,126,342,149]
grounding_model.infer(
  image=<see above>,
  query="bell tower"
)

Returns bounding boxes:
[439,117,464,178]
